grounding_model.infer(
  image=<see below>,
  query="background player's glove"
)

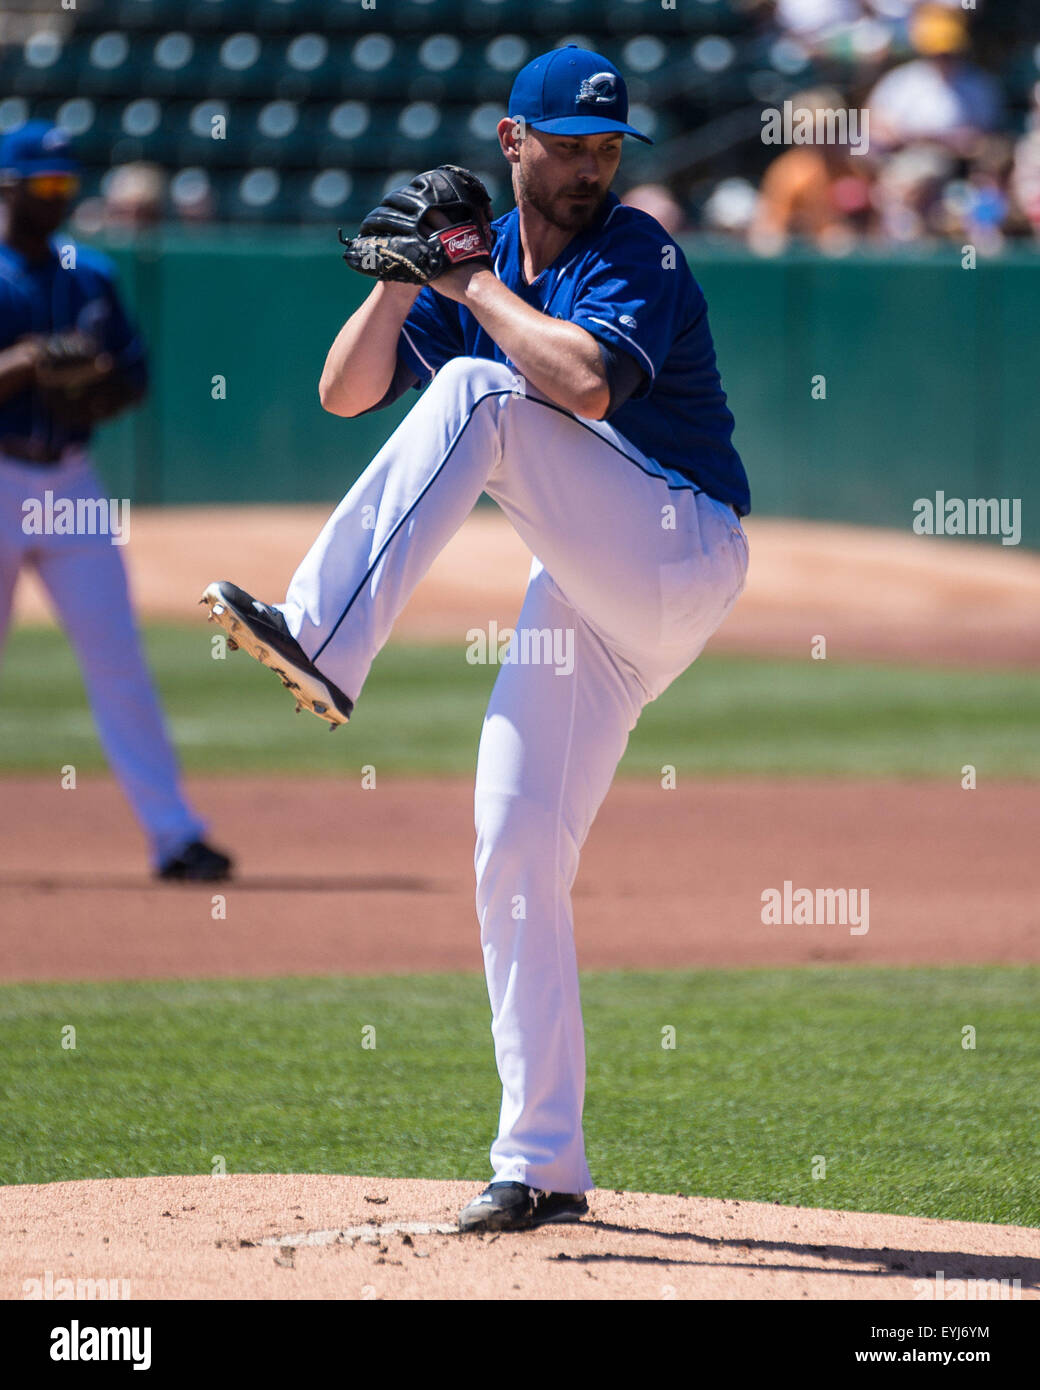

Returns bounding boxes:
[339,165,495,285]
[32,332,143,427]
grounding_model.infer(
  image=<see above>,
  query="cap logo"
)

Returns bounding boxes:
[41,128,68,152]
[577,72,617,106]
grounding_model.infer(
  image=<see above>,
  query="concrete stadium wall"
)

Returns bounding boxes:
[92,230,1039,547]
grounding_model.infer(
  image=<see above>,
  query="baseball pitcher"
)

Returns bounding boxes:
[203,47,750,1230]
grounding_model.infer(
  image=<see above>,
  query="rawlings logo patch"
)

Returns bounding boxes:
[439,225,488,263]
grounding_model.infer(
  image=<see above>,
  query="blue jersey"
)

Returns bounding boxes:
[396,192,750,515]
[0,239,147,455]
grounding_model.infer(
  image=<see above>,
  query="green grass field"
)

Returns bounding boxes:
[2,623,1038,777]
[1,967,1036,1226]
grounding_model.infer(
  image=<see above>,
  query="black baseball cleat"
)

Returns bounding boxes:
[200,580,353,729]
[458,1182,589,1233]
[157,839,232,882]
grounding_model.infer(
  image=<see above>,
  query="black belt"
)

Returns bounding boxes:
[0,437,70,465]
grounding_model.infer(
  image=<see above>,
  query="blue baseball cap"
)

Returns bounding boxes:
[0,120,80,178]
[508,46,653,145]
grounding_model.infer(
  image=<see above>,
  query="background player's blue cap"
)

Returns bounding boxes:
[0,121,80,178]
[509,46,653,145]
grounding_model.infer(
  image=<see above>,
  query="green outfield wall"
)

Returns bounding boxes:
[92,230,1039,547]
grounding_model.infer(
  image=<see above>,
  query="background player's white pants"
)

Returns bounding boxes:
[0,454,207,867]
[282,357,749,1193]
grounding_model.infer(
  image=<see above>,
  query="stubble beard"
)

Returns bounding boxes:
[516,162,607,233]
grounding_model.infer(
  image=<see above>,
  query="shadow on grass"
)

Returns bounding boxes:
[0,874,439,894]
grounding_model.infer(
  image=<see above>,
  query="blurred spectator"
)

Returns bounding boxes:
[775,0,863,45]
[936,135,1014,253]
[749,87,875,253]
[1010,84,1040,240]
[621,183,688,236]
[866,4,1003,155]
[871,142,954,241]
[105,163,166,230]
[774,0,898,64]
[701,178,759,239]
[169,168,216,225]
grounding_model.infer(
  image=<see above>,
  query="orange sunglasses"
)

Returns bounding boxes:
[25,172,80,200]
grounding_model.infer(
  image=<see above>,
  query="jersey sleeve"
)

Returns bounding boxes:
[78,254,149,394]
[396,285,465,385]
[568,220,692,400]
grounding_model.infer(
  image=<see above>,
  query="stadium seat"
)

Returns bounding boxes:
[41,97,101,162]
[274,32,340,101]
[244,99,320,169]
[223,165,295,222]
[526,0,615,38]
[169,163,219,219]
[0,97,31,137]
[602,0,743,38]
[177,0,264,32]
[311,99,381,169]
[394,0,470,35]
[104,1,186,33]
[7,30,81,99]
[172,98,243,169]
[342,33,416,101]
[78,31,142,99]
[483,33,533,78]
[144,31,209,99]
[252,0,327,32]
[303,166,355,220]
[119,97,182,163]
[318,0,395,35]
[380,100,449,166]
[416,33,464,76]
[205,31,277,100]
[458,0,522,38]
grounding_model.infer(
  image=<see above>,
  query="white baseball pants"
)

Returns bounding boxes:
[281,357,749,1193]
[0,453,207,867]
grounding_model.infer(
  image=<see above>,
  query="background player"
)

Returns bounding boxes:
[0,122,231,882]
[202,48,749,1227]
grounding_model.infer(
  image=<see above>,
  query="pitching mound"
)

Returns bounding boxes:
[3,1175,1037,1301]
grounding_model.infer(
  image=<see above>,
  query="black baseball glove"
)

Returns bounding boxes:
[33,332,144,427]
[339,165,495,285]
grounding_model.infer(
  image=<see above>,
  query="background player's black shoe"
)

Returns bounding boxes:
[200,580,353,729]
[157,839,232,882]
[458,1182,588,1233]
